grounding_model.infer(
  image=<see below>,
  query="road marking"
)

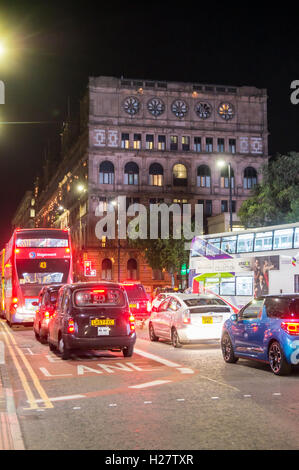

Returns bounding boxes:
[243,394,252,398]
[273,393,281,396]
[144,401,152,404]
[0,340,4,364]
[177,398,185,402]
[211,396,219,400]
[30,394,85,404]
[129,379,171,389]
[2,322,53,409]
[177,367,194,374]
[134,348,181,368]
[109,403,117,407]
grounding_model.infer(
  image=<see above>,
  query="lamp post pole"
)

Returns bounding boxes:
[228,162,233,232]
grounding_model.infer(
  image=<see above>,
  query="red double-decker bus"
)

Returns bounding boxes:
[0,228,73,326]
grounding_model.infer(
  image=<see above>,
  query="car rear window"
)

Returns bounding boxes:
[123,284,147,300]
[266,298,299,319]
[184,298,226,307]
[74,288,126,307]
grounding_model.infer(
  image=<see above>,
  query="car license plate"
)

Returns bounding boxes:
[202,316,213,324]
[91,318,115,326]
[97,327,110,336]
[129,303,137,308]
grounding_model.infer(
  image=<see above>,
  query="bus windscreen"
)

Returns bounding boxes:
[16,259,70,285]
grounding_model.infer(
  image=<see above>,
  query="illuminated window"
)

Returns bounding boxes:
[124,162,139,185]
[146,134,154,150]
[237,233,254,253]
[254,231,273,251]
[121,133,130,149]
[197,165,211,187]
[173,164,187,186]
[149,163,163,186]
[273,228,293,250]
[133,133,141,150]
[170,135,178,151]
[220,166,234,189]
[244,167,257,189]
[99,161,114,184]
[158,135,166,151]
[182,136,190,151]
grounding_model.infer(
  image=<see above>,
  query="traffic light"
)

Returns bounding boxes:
[84,260,92,276]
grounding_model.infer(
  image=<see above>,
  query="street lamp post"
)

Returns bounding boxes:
[217,160,233,232]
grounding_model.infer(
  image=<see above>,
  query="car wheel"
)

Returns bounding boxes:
[149,322,159,342]
[221,333,239,364]
[58,336,71,360]
[39,333,48,345]
[48,340,56,352]
[268,341,292,376]
[34,330,40,341]
[171,328,182,348]
[123,344,134,357]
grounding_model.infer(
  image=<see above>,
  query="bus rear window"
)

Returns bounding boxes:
[16,238,68,248]
[74,289,125,307]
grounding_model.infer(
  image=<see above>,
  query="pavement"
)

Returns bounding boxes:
[0,333,25,450]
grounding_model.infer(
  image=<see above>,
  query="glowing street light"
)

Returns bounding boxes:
[0,42,6,58]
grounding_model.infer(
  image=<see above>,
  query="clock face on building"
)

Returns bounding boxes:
[123,96,140,116]
[195,101,212,119]
[171,99,188,119]
[218,102,234,120]
[147,97,165,117]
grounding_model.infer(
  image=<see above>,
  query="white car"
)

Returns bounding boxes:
[149,293,233,347]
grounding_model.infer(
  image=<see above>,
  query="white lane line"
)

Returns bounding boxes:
[144,401,152,404]
[133,348,181,368]
[177,368,194,374]
[109,403,117,407]
[177,398,185,402]
[273,393,281,396]
[0,340,4,364]
[29,394,85,404]
[211,396,219,400]
[129,380,171,389]
[243,395,252,398]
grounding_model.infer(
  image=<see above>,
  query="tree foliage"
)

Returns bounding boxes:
[238,152,299,228]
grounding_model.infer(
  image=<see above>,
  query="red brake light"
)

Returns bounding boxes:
[183,311,191,324]
[15,249,20,254]
[281,321,299,336]
[67,318,75,334]
[65,247,70,253]
[12,297,18,304]
[45,311,50,319]
[92,289,105,293]
[129,314,135,331]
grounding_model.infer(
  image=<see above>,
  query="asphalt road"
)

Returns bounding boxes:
[1,318,299,451]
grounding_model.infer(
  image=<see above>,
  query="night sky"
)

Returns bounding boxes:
[0,2,298,246]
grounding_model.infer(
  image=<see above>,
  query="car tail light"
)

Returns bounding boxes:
[67,318,75,334]
[14,249,20,254]
[183,310,191,325]
[65,247,71,253]
[129,314,135,332]
[44,311,50,320]
[281,321,299,336]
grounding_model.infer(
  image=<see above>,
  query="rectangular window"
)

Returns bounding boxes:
[158,135,166,150]
[221,236,237,254]
[133,134,141,150]
[194,137,201,152]
[149,174,163,186]
[206,237,221,256]
[126,197,140,211]
[295,275,299,294]
[221,200,228,213]
[205,137,213,152]
[229,138,236,153]
[146,134,154,150]
[182,136,190,151]
[170,135,178,151]
[198,199,212,217]
[273,228,293,250]
[220,278,235,296]
[236,276,253,296]
[294,228,299,248]
[237,233,254,253]
[254,231,273,252]
[217,138,225,153]
[121,133,130,149]
[205,278,219,295]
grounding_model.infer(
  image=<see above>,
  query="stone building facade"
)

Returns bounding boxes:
[34,76,268,292]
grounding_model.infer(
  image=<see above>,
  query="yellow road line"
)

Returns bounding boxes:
[2,322,53,409]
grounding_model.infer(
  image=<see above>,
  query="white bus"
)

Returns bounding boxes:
[188,222,299,310]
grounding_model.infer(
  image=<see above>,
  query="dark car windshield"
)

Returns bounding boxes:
[266,297,299,319]
[122,284,147,300]
[184,298,226,307]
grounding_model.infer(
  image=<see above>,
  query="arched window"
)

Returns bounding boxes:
[197,165,211,187]
[173,163,187,186]
[124,162,139,185]
[244,167,257,189]
[99,161,114,184]
[149,163,164,186]
[220,166,234,189]
[101,258,112,280]
[127,258,138,280]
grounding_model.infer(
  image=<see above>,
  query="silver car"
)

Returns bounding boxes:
[149,294,233,347]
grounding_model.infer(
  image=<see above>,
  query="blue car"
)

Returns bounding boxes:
[221,295,299,375]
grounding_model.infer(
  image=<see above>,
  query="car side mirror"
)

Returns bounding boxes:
[230,313,238,322]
